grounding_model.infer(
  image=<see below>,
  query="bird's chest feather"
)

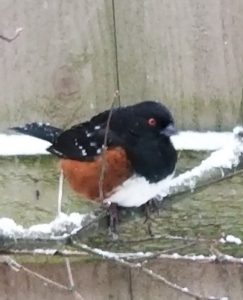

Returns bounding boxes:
[125,136,177,182]
[60,147,132,201]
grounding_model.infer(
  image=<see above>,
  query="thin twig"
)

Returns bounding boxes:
[112,234,216,245]
[57,167,84,298]
[21,265,70,291]
[65,258,85,300]
[2,249,243,265]
[0,27,23,42]
[1,255,71,291]
[0,255,21,271]
[65,258,75,289]
[99,90,119,200]
[71,241,227,300]
[0,249,87,257]
[57,169,64,215]
[1,256,85,298]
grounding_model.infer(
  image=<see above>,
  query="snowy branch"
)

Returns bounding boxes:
[71,241,227,300]
[0,128,243,248]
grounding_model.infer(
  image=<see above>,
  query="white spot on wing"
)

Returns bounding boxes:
[94,125,101,130]
[51,149,63,156]
[96,148,101,154]
[82,149,87,156]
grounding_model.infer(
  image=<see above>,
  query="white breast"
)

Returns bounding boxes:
[104,172,174,207]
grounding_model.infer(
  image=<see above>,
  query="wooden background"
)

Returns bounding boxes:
[1,0,243,131]
[0,258,242,300]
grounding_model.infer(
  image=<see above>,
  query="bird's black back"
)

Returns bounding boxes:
[12,101,177,182]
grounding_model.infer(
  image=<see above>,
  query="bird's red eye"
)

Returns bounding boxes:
[148,118,157,126]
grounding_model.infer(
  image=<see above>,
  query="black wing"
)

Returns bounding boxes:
[48,109,123,160]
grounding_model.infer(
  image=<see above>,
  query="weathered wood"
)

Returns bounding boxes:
[0,257,241,300]
[1,1,243,130]
[1,139,243,255]
[0,0,117,131]
[0,156,95,225]
[0,150,206,226]
[115,0,243,130]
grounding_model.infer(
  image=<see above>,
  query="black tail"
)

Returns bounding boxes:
[10,122,63,144]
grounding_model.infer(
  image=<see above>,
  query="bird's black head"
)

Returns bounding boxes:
[127,100,177,138]
[114,101,177,182]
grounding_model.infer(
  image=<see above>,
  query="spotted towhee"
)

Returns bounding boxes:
[12,101,177,213]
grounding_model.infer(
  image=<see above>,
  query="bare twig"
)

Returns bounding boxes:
[0,249,87,257]
[1,255,85,298]
[0,27,23,42]
[99,90,119,200]
[21,264,70,291]
[65,258,74,289]
[112,234,217,245]
[57,169,64,215]
[65,257,85,300]
[1,255,71,291]
[2,248,243,266]
[0,255,21,271]
[56,168,84,298]
[71,241,227,300]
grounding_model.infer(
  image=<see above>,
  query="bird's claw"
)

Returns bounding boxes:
[107,203,119,237]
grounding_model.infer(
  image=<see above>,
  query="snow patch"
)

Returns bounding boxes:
[104,173,174,207]
[0,134,50,155]
[33,249,58,255]
[0,218,24,237]
[0,213,86,239]
[171,131,234,151]
[220,235,242,245]
[105,132,243,207]
[0,131,237,156]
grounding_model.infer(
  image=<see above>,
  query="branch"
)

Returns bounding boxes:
[74,126,243,239]
[65,257,84,300]
[1,255,72,291]
[71,241,227,300]
[0,27,23,42]
[0,128,243,249]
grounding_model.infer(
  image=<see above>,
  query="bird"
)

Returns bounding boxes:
[11,101,177,230]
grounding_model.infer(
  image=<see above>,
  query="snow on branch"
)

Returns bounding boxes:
[104,126,243,207]
[70,241,227,300]
[0,131,235,156]
[0,127,243,247]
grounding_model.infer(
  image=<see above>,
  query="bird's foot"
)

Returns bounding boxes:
[105,202,119,239]
[142,197,161,237]
[143,197,160,221]
[148,197,161,215]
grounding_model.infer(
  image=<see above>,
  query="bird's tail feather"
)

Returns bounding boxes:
[10,122,62,143]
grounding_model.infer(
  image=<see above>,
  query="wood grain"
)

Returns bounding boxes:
[0,0,117,130]
[115,0,243,130]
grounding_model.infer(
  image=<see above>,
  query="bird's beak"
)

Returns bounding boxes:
[160,123,177,137]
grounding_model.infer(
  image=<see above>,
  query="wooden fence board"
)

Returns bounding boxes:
[115,0,243,130]
[0,0,117,130]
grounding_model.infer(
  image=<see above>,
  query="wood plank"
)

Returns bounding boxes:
[115,0,243,130]
[0,258,241,299]
[0,0,117,131]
